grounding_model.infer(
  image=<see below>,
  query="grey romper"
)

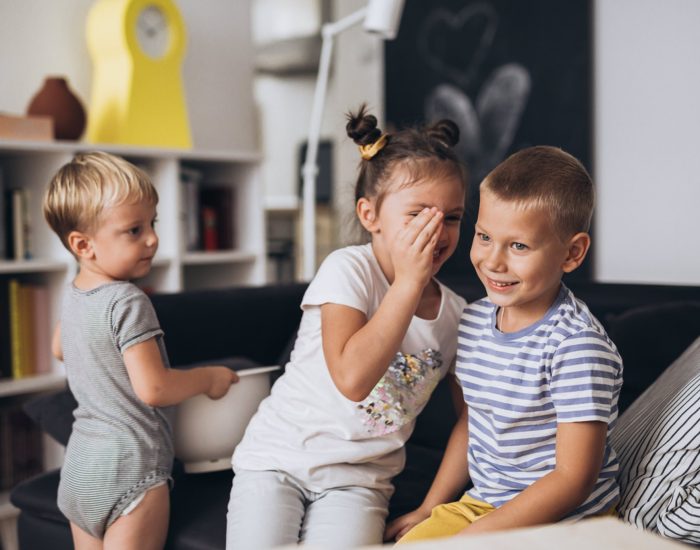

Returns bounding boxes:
[57,281,174,539]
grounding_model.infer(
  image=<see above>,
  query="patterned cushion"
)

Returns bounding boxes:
[612,336,700,544]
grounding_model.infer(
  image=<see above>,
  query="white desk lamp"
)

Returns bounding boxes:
[300,0,405,280]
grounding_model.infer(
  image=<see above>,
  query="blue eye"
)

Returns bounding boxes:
[511,242,528,251]
[477,233,490,242]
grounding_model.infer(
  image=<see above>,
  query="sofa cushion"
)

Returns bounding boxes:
[612,335,700,544]
[606,301,700,414]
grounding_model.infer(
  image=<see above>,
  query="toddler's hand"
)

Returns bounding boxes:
[204,366,239,399]
[391,207,444,290]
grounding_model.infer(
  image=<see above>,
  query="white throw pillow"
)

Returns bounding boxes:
[612,335,700,544]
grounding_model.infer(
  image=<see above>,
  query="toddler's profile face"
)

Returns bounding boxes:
[87,199,159,282]
[470,190,571,327]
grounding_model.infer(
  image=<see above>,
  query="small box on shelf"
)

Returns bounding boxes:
[0,114,53,142]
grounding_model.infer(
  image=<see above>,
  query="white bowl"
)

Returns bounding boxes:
[174,365,279,473]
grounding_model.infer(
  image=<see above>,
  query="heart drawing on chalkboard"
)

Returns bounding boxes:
[418,3,531,184]
[418,3,498,91]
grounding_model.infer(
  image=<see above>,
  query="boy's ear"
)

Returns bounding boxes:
[68,230,95,260]
[356,197,379,233]
[561,232,591,273]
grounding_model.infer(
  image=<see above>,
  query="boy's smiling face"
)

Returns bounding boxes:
[470,190,586,331]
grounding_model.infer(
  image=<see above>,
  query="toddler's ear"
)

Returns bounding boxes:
[562,232,591,273]
[68,230,95,260]
[356,197,379,233]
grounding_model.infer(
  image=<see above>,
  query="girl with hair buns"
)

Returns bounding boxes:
[226,105,469,549]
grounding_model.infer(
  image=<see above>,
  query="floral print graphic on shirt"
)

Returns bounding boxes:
[356,349,443,435]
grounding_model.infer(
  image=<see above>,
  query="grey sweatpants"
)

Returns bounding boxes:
[226,469,391,549]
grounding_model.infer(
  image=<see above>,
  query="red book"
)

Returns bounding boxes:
[201,207,218,251]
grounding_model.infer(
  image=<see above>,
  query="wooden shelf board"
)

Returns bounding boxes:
[0,259,69,274]
[182,250,258,266]
[0,373,66,398]
[0,139,261,163]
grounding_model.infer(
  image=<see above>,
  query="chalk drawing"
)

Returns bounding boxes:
[419,3,531,182]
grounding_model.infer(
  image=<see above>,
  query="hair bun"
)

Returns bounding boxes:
[346,104,382,146]
[428,119,460,148]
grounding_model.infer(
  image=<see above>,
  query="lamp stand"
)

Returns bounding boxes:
[300,7,367,281]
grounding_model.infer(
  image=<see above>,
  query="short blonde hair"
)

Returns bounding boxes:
[43,151,158,252]
[481,145,594,240]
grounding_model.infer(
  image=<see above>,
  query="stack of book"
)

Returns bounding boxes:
[180,168,235,252]
[1,168,33,261]
[0,279,52,380]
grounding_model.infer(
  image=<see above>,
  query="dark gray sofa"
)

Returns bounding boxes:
[10,279,700,549]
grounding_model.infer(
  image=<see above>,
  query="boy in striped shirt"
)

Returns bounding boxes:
[388,146,623,542]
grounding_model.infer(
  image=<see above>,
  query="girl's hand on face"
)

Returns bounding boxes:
[391,207,443,290]
[204,366,239,399]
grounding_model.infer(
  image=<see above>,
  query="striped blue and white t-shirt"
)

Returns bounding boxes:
[456,285,623,520]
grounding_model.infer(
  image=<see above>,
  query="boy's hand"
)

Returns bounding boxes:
[391,207,444,291]
[384,507,431,542]
[205,366,239,399]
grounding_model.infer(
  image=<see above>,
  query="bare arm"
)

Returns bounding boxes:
[322,209,444,401]
[385,403,471,541]
[459,421,607,535]
[321,281,424,401]
[51,322,63,361]
[123,338,238,407]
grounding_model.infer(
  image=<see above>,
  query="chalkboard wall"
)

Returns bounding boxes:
[385,0,592,282]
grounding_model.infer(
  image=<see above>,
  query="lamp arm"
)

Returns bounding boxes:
[301,7,368,281]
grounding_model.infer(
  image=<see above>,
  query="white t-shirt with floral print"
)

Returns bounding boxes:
[232,244,465,492]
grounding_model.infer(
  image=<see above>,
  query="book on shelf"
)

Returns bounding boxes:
[180,173,236,253]
[1,278,51,380]
[0,166,5,259]
[9,278,22,379]
[180,167,202,252]
[199,185,234,251]
[0,279,11,380]
[32,285,52,375]
[2,187,32,261]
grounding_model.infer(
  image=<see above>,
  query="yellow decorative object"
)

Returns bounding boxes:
[85,0,192,148]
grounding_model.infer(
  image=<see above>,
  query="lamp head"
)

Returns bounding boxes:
[363,0,405,40]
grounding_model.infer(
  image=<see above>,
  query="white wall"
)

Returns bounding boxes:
[594,0,700,285]
[0,1,257,152]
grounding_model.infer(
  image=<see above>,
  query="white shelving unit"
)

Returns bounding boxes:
[0,139,266,542]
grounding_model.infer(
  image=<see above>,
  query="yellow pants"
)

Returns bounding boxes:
[397,493,495,544]
[397,495,618,544]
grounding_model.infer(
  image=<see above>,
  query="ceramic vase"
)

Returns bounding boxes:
[27,77,86,140]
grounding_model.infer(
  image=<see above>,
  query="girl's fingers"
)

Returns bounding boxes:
[411,210,443,251]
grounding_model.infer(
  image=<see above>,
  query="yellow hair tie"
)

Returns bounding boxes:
[359,134,388,160]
